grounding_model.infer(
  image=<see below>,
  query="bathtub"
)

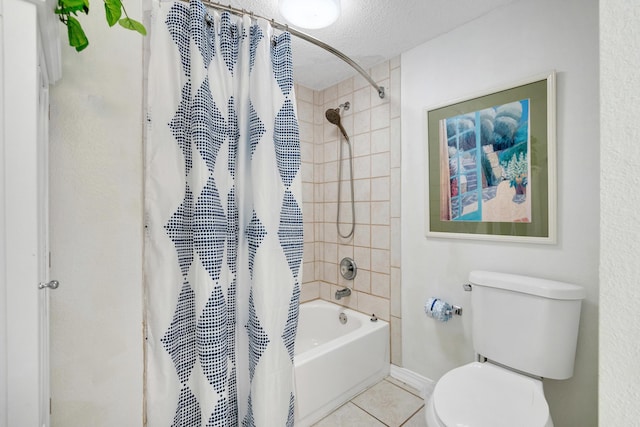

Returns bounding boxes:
[294,299,390,426]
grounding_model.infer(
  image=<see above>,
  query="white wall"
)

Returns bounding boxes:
[599,1,640,425]
[44,0,640,424]
[48,0,144,424]
[401,0,598,425]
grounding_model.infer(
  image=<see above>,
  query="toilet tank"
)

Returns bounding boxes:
[468,270,585,380]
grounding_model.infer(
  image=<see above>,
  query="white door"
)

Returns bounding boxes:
[0,0,56,425]
[36,65,53,427]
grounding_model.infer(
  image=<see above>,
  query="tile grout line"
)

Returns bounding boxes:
[349,400,391,427]
[386,377,426,424]
[349,379,425,427]
[398,405,426,427]
[384,377,423,399]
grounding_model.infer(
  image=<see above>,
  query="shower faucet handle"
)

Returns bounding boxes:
[340,257,357,280]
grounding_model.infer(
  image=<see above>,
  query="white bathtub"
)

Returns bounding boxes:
[294,299,390,426]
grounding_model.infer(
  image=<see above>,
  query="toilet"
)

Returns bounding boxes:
[425,270,585,427]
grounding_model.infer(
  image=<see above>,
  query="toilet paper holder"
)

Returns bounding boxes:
[449,305,463,316]
[425,297,463,322]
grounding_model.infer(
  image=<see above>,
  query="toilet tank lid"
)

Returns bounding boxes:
[469,270,586,300]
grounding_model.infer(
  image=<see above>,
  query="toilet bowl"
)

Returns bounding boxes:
[425,362,553,427]
[423,271,585,427]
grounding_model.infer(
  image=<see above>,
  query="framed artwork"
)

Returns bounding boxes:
[425,71,556,244]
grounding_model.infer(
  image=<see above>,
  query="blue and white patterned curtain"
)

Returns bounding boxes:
[145,1,302,425]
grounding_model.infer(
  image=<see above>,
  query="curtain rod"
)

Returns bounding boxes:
[196,0,385,99]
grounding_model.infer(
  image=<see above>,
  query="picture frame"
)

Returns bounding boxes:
[425,71,556,244]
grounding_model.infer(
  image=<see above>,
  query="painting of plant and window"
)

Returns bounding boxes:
[426,73,555,243]
[440,99,531,223]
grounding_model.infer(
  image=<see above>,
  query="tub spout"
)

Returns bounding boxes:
[335,287,351,300]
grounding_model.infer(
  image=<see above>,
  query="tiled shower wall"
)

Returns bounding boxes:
[295,57,402,366]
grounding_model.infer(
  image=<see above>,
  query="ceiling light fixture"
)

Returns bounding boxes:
[279,0,341,29]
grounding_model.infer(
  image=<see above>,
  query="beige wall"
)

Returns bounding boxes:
[48,2,144,425]
[599,0,640,425]
[296,58,403,364]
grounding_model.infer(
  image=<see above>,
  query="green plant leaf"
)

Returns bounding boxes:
[56,0,88,15]
[60,0,86,9]
[104,0,122,27]
[66,15,89,51]
[118,17,146,35]
[61,0,89,13]
[56,7,85,16]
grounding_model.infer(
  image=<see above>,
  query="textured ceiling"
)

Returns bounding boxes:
[227,0,517,90]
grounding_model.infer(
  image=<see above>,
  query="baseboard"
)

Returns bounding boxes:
[389,364,435,399]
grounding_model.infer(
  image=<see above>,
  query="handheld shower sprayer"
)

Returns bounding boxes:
[325,101,355,239]
[325,102,351,142]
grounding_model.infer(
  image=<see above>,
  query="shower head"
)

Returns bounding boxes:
[325,106,350,141]
[325,108,342,126]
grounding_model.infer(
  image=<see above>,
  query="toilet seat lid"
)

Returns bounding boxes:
[433,362,550,427]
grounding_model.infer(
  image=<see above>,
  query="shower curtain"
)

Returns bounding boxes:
[145,1,302,425]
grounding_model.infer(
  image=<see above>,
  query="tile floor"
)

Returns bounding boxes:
[312,377,429,427]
